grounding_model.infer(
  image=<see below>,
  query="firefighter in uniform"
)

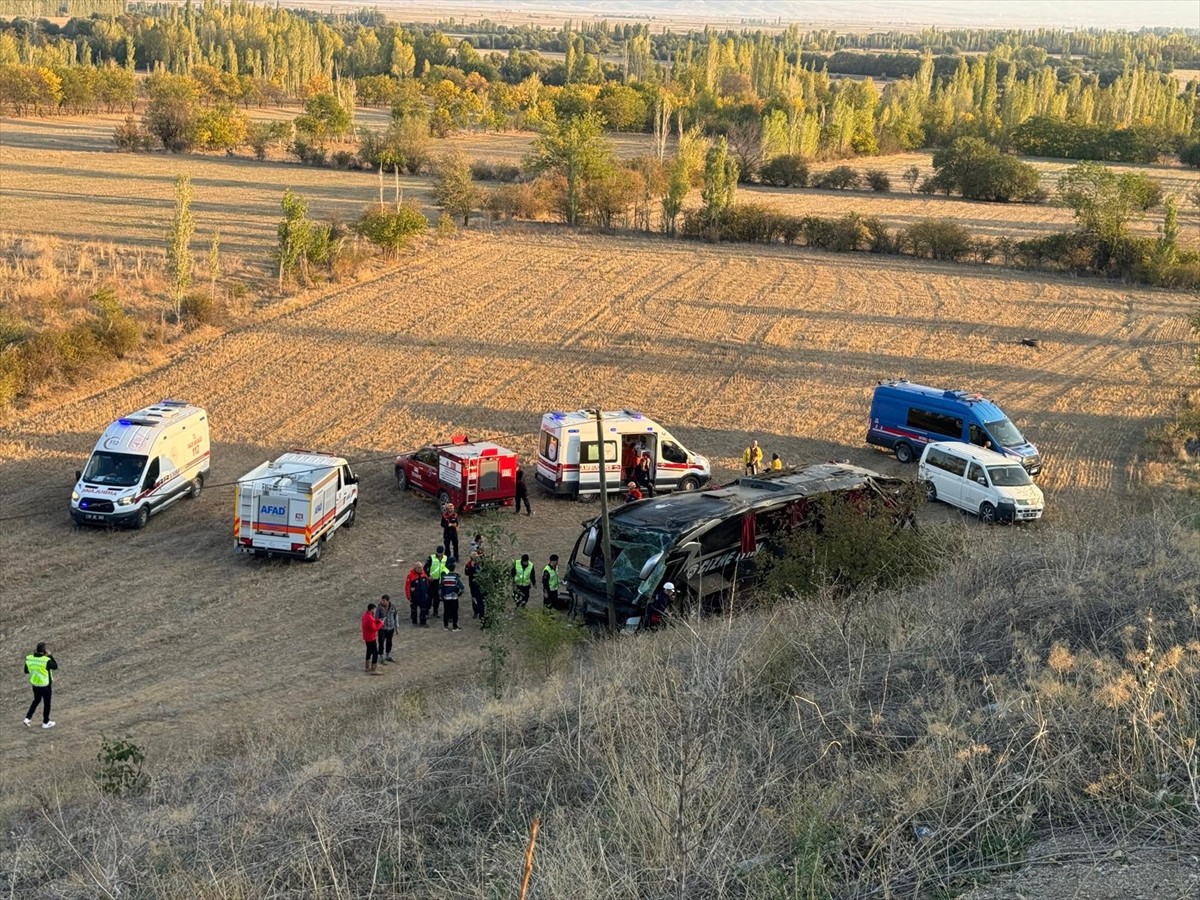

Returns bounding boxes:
[440,562,464,631]
[440,502,460,562]
[542,554,561,610]
[426,546,449,618]
[512,553,534,607]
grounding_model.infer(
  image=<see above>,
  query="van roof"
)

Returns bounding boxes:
[238,452,345,491]
[875,380,1007,420]
[611,463,892,534]
[97,401,205,452]
[923,441,1022,466]
[542,409,665,431]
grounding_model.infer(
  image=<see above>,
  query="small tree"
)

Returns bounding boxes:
[195,104,248,154]
[759,155,809,188]
[520,606,585,677]
[700,136,738,229]
[355,202,428,258]
[527,111,616,226]
[208,230,221,302]
[902,165,921,194]
[432,150,483,226]
[1058,161,1161,256]
[143,73,199,153]
[294,93,351,147]
[166,174,195,322]
[277,189,313,289]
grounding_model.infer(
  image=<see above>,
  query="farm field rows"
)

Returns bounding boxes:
[0,230,1194,790]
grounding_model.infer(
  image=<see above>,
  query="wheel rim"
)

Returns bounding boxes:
[981,503,995,523]
[438,491,450,506]
[924,482,936,501]
[680,477,697,491]
[896,444,912,463]
[397,471,406,490]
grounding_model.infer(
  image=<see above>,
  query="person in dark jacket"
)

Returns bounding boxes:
[405,564,430,626]
[440,502,460,562]
[648,582,675,629]
[514,469,531,516]
[375,595,398,663]
[23,642,58,729]
[634,452,655,497]
[440,562,465,631]
[542,554,562,610]
[465,551,486,619]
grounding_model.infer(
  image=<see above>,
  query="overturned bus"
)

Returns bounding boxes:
[563,462,907,629]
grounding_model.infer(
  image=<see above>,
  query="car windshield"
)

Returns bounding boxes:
[987,465,1032,487]
[82,451,147,487]
[985,418,1025,446]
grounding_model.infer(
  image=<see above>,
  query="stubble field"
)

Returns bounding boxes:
[1,225,1196,793]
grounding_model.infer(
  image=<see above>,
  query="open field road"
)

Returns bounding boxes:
[1,231,1195,793]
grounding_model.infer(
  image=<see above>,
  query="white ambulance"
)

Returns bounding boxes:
[71,400,210,529]
[234,451,359,561]
[535,409,711,497]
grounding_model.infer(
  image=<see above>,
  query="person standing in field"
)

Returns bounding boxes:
[425,546,449,618]
[513,553,534,607]
[23,641,57,729]
[406,564,431,627]
[440,502,460,563]
[743,440,764,476]
[361,603,384,675]
[542,554,562,610]
[465,551,486,620]
[514,469,531,516]
[375,595,398,663]
[440,562,464,632]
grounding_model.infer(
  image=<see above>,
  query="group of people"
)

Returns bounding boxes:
[742,439,783,476]
[621,439,657,499]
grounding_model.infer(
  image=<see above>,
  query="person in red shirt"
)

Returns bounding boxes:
[405,563,430,626]
[361,602,384,674]
[624,481,643,503]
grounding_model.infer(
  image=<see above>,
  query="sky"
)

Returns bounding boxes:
[414,0,1200,31]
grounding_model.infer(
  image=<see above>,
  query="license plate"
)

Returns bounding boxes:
[84,514,106,522]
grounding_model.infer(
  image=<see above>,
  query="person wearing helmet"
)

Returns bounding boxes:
[624,481,643,503]
[649,581,675,628]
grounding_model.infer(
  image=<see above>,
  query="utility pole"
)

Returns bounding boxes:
[594,408,617,629]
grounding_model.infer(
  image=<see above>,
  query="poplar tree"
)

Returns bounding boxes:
[166,174,194,323]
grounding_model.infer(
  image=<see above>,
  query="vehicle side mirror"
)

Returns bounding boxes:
[75,470,81,481]
[639,551,663,581]
[582,526,597,557]
[976,477,986,485]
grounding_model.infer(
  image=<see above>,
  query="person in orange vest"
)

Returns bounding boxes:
[361,603,384,675]
[23,641,58,729]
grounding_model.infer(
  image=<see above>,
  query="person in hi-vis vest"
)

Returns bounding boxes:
[542,555,561,610]
[513,553,534,607]
[24,642,58,729]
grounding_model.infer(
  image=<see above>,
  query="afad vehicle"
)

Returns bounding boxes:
[235,451,359,561]
[71,400,210,529]
[866,380,1042,476]
[395,435,519,512]
[564,463,905,629]
[535,409,711,497]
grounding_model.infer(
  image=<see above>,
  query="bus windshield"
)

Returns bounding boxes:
[984,418,1025,447]
[82,451,147,487]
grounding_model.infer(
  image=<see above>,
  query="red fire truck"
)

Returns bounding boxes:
[395,435,519,512]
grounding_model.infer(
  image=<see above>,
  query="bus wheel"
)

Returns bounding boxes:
[894,442,915,464]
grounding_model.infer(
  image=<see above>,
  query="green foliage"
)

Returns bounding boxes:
[816,166,861,190]
[166,174,194,321]
[355,202,427,257]
[469,159,522,182]
[96,735,147,797]
[142,73,198,153]
[902,165,921,193]
[802,214,868,251]
[758,154,809,188]
[930,138,1042,202]
[864,169,891,192]
[756,488,940,599]
[905,219,975,260]
[111,115,151,151]
[293,93,351,146]
[195,103,248,153]
[519,606,586,677]
[90,287,140,356]
[527,111,615,226]
[432,149,482,225]
[1057,161,1162,250]
[700,135,738,229]
[358,117,430,173]
[1181,141,1200,169]
[593,82,649,132]
[277,189,312,287]
[246,121,289,161]
[1012,117,1178,164]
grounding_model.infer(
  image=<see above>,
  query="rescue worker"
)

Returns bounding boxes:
[622,440,638,482]
[375,595,398,663]
[634,452,655,497]
[624,481,643,503]
[405,563,430,626]
[515,469,531,516]
[542,554,561,610]
[512,553,534,607]
[361,603,384,674]
[440,502,460,562]
[770,453,783,471]
[470,533,486,558]
[425,546,449,618]
[648,582,675,629]
[743,440,764,475]
[440,562,464,632]
[23,641,57,729]
[465,551,486,619]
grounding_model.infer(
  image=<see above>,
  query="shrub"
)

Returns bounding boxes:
[721,203,785,243]
[179,292,224,326]
[1181,140,1200,169]
[90,287,140,356]
[247,121,289,161]
[905,219,974,261]
[470,160,523,182]
[486,182,547,221]
[355,203,428,257]
[0,350,24,407]
[801,214,868,251]
[816,165,861,190]
[519,607,586,677]
[331,150,356,170]
[759,154,809,188]
[111,115,151,152]
[290,138,327,167]
[864,169,891,192]
[931,137,1042,202]
[96,735,147,797]
[863,216,903,254]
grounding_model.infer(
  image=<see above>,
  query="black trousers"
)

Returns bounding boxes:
[515,493,531,514]
[443,528,459,560]
[364,641,379,663]
[544,590,559,609]
[442,597,459,629]
[410,599,428,625]
[514,584,531,607]
[377,629,394,656]
[470,580,485,617]
[26,685,51,723]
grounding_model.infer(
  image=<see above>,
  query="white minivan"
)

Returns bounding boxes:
[918,441,1044,523]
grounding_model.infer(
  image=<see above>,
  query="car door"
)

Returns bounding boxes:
[959,461,991,514]
[408,448,438,494]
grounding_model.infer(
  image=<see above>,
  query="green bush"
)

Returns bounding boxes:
[91,287,140,356]
[864,169,891,192]
[96,735,147,797]
[863,216,903,254]
[931,137,1042,202]
[816,165,861,190]
[355,202,428,257]
[905,219,974,261]
[111,115,151,151]
[0,350,24,407]
[759,154,809,188]
[801,214,868,251]
[470,160,523,182]
[519,606,586,677]
[179,292,225,326]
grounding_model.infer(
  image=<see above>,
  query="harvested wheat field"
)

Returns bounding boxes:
[0,230,1194,792]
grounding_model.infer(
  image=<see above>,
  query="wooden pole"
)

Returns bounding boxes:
[518,816,541,900]
[594,408,617,629]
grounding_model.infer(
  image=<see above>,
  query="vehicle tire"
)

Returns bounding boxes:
[396,468,407,491]
[437,489,451,507]
[894,442,915,464]
[678,475,700,492]
[188,475,203,499]
[344,502,357,528]
[923,480,937,502]
[133,506,149,530]
[309,541,322,562]
[979,502,997,524]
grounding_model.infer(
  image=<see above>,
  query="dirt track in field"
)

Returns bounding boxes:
[0,229,1196,791]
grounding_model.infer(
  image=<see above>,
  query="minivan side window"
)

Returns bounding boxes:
[967,463,987,484]
[661,440,687,464]
[907,407,963,438]
[580,441,617,464]
[926,448,967,477]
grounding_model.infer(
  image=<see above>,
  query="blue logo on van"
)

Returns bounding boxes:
[261,505,286,515]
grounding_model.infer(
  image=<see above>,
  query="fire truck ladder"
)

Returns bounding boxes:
[464,459,479,508]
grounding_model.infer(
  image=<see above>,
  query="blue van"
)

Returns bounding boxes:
[866,380,1042,476]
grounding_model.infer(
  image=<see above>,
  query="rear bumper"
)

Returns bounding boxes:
[535,472,575,495]
[236,541,314,560]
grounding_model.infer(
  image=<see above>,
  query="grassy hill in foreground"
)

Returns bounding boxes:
[4,509,1200,899]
